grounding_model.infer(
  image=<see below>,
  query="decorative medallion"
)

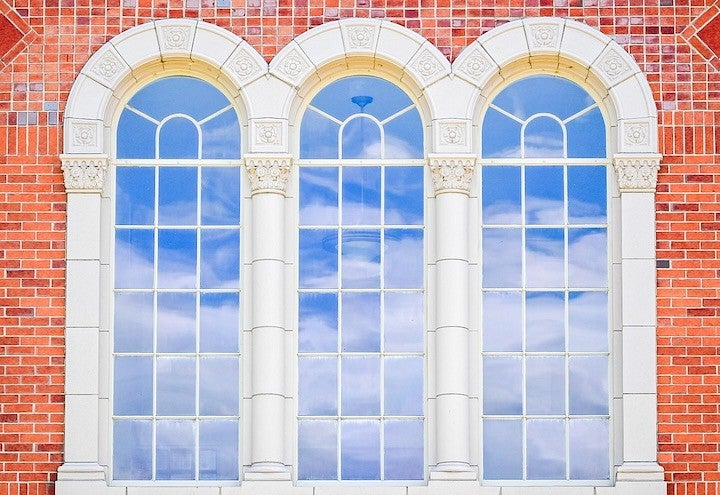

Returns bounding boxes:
[440,123,465,146]
[429,156,476,193]
[347,25,375,49]
[279,50,307,79]
[61,157,109,191]
[256,122,282,146]
[72,123,96,147]
[458,50,489,81]
[613,156,660,191]
[624,122,649,146]
[231,53,260,79]
[600,50,629,80]
[161,26,191,50]
[245,156,292,194]
[90,50,125,83]
[530,24,558,48]
[413,50,441,80]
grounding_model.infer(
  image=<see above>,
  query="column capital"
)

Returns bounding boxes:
[61,154,109,193]
[612,153,661,193]
[244,154,292,195]
[428,154,476,195]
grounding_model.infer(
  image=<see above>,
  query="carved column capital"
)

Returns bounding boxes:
[612,154,661,192]
[429,154,476,194]
[244,155,292,195]
[61,154,109,193]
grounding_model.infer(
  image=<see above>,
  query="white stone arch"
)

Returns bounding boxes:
[455,17,665,493]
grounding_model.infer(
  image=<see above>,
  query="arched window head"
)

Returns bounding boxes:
[300,76,424,160]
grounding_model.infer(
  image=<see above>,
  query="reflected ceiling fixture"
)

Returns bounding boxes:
[351,95,373,112]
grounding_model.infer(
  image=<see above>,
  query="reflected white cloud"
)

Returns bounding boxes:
[384,292,423,353]
[483,356,522,415]
[115,232,154,289]
[341,356,381,415]
[483,292,522,351]
[526,419,565,479]
[341,420,381,480]
[298,420,337,480]
[568,229,607,287]
[200,230,240,288]
[298,357,337,416]
[569,291,608,352]
[341,292,380,352]
[569,356,609,415]
[384,231,423,289]
[156,420,195,480]
[525,196,564,225]
[156,357,196,416]
[199,293,240,353]
[525,292,565,352]
[482,228,522,288]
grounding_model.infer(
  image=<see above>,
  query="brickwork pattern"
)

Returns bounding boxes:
[1,0,720,494]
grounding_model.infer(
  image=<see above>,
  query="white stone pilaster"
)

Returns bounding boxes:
[245,155,292,480]
[429,155,477,480]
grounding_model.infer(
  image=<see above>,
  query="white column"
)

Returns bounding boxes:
[244,155,292,480]
[428,155,477,480]
[612,154,666,492]
[57,156,109,485]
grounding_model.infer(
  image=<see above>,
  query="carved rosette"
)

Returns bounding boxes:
[90,50,126,84]
[61,156,109,192]
[245,156,292,195]
[600,49,629,80]
[612,155,661,192]
[429,156,476,194]
[346,25,375,49]
[413,50,442,81]
[530,24,558,48]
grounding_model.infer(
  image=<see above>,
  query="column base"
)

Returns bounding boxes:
[429,462,477,480]
[245,462,292,481]
[616,461,665,482]
[56,462,106,481]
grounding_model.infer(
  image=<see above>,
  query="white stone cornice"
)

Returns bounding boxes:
[61,155,109,193]
[429,155,476,194]
[612,154,661,192]
[244,155,292,195]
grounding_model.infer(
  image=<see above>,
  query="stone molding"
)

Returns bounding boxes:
[61,155,109,192]
[613,154,661,192]
[429,155,476,194]
[244,155,292,195]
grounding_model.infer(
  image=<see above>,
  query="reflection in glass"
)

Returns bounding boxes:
[113,420,152,480]
[199,292,239,353]
[156,357,195,416]
[158,229,197,289]
[157,292,196,353]
[199,420,239,480]
[568,228,607,288]
[483,419,522,479]
[200,357,238,416]
[341,420,380,480]
[482,166,521,224]
[568,166,607,224]
[159,167,197,225]
[159,117,199,159]
[201,229,240,288]
[114,292,153,353]
[526,419,565,479]
[300,110,340,159]
[341,229,381,288]
[526,292,565,352]
[384,292,423,352]
[299,229,338,289]
[299,292,338,353]
[342,292,380,352]
[482,228,522,288]
[201,167,240,225]
[525,166,563,225]
[570,418,610,479]
[342,167,381,225]
[342,117,381,159]
[384,357,423,416]
[482,107,522,158]
[526,357,565,415]
[483,356,522,415]
[115,229,154,289]
[156,420,195,480]
[383,109,424,159]
[567,108,606,158]
[525,228,564,288]
[114,356,152,416]
[201,108,241,159]
[483,292,522,351]
[569,292,608,352]
[299,420,337,480]
[300,167,338,226]
[341,356,380,416]
[569,356,609,415]
[385,166,423,225]
[523,116,564,158]
[385,229,423,289]
[384,420,423,480]
[116,167,154,225]
[299,357,337,416]
[117,111,156,159]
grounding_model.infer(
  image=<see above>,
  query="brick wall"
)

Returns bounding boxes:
[1,1,719,494]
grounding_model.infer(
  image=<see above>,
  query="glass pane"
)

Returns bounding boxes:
[342,167,381,225]
[384,420,424,480]
[482,228,522,288]
[569,291,608,352]
[491,76,595,121]
[385,229,423,289]
[483,356,522,415]
[201,167,240,225]
[341,292,380,352]
[482,166,521,224]
[157,292,196,353]
[157,229,197,289]
[568,228,607,288]
[115,229,154,289]
[569,356,609,415]
[298,420,337,480]
[300,109,340,159]
[199,292,239,353]
[156,356,196,416]
[341,229,380,289]
[483,419,522,479]
[129,76,230,122]
[299,292,338,353]
[525,166,564,225]
[116,167,154,225]
[200,357,238,416]
[526,292,565,352]
[384,356,423,416]
[570,418,610,479]
[523,116,564,158]
[525,228,565,288]
[199,420,239,480]
[201,108,241,159]
[159,117,200,159]
[200,229,240,289]
[114,292,153,353]
[383,108,424,159]
[483,292,522,352]
[300,167,338,226]
[567,107,606,158]
[113,420,152,480]
[341,356,380,416]
[341,420,380,480]
[114,356,152,415]
[385,166,423,225]
[158,167,197,225]
[298,356,337,416]
[526,356,566,415]
[384,292,423,353]
[482,107,521,158]
[299,229,337,289]
[156,420,195,480]
[526,419,566,479]
[568,166,607,224]
[117,110,156,159]
[341,117,381,159]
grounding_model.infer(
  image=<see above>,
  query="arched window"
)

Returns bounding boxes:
[296,76,425,481]
[112,76,243,481]
[480,75,611,482]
